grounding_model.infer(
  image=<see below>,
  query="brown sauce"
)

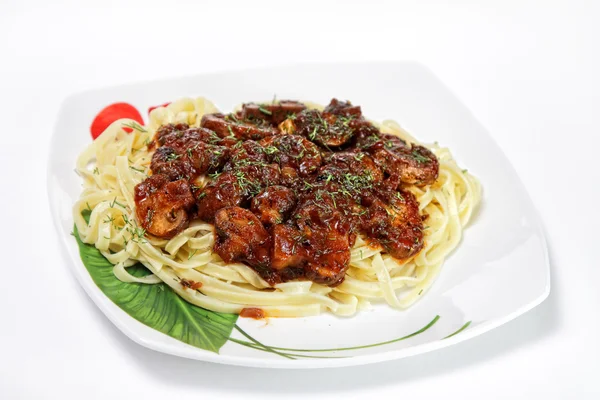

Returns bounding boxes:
[240,307,266,319]
[134,99,439,287]
[180,279,203,290]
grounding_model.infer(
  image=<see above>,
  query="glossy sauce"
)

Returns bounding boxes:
[239,307,266,319]
[180,279,203,290]
[134,99,439,287]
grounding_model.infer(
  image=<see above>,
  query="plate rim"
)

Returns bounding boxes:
[46,60,551,369]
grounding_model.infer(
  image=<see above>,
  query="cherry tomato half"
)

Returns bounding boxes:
[90,102,144,140]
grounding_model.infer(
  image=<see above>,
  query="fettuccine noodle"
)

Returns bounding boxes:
[73,97,481,317]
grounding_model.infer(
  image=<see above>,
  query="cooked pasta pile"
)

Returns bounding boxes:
[74,97,481,317]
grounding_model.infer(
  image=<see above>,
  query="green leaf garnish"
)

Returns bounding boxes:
[72,224,237,353]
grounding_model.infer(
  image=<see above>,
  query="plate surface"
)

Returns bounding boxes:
[47,62,549,368]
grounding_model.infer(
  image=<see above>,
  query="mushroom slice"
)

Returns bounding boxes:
[134,175,195,239]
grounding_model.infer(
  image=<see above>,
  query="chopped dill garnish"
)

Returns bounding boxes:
[412,150,430,164]
[263,146,279,155]
[258,106,272,115]
[339,115,354,126]
[233,170,261,195]
[329,192,337,208]
[227,126,235,137]
[124,219,146,243]
[293,149,305,159]
[122,121,147,133]
[145,209,154,226]
[166,152,181,162]
[109,198,126,209]
[317,113,327,131]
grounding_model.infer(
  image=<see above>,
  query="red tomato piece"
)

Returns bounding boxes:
[90,102,144,140]
[148,102,171,114]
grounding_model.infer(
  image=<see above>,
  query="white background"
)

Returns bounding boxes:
[1,0,599,398]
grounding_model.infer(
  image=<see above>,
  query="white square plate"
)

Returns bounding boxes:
[47,62,549,368]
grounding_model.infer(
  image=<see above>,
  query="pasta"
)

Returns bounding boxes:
[73,97,481,317]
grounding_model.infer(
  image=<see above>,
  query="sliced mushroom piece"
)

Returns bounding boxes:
[145,206,188,239]
[134,175,195,239]
[241,101,307,125]
[196,173,246,223]
[305,250,350,287]
[291,192,352,286]
[160,126,222,149]
[323,150,384,185]
[154,123,190,146]
[213,207,272,272]
[251,186,297,227]
[271,224,308,270]
[150,146,196,181]
[201,113,278,140]
[372,144,439,187]
[225,140,269,169]
[259,134,322,176]
[323,98,362,117]
[184,141,230,175]
[294,109,356,148]
[360,190,424,260]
